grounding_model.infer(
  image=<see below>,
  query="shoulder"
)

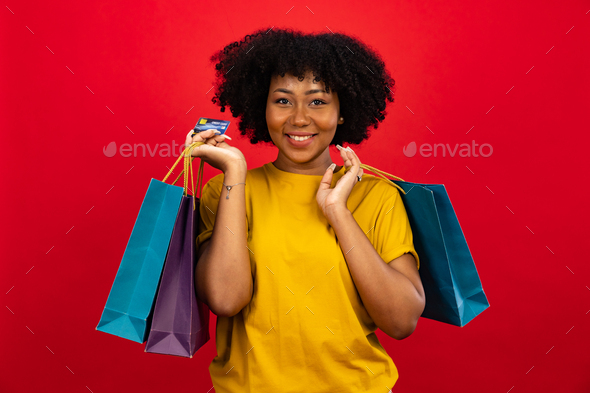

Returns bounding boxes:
[358,173,402,203]
[203,165,266,193]
[203,173,224,195]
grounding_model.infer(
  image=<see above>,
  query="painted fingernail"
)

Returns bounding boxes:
[336,144,343,150]
[214,130,221,134]
[346,146,353,152]
[222,135,232,140]
[328,163,336,171]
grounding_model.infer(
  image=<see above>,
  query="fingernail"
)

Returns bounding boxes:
[346,146,353,152]
[214,130,221,134]
[328,163,336,171]
[336,144,343,150]
[222,134,232,140]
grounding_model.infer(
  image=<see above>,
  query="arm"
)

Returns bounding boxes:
[195,164,252,317]
[325,206,425,340]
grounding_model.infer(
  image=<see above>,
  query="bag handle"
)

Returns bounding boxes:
[162,142,206,210]
[162,142,201,184]
[346,163,407,195]
[164,146,408,197]
[184,143,206,210]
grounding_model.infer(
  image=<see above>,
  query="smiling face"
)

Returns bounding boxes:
[266,70,344,175]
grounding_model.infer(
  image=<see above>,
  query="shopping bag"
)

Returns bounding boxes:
[145,144,210,357]
[96,144,204,343]
[359,163,490,327]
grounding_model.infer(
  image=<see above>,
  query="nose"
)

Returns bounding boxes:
[290,104,311,127]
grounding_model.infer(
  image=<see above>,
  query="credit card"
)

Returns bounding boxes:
[192,117,230,135]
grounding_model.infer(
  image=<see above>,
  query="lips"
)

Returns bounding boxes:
[285,133,316,147]
[287,134,316,141]
[286,133,317,137]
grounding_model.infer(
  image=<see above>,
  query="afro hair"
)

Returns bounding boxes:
[209,27,395,146]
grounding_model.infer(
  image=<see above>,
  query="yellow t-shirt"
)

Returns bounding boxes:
[196,162,419,393]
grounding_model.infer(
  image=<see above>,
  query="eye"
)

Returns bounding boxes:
[274,98,326,105]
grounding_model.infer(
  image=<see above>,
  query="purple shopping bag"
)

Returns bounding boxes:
[145,149,210,358]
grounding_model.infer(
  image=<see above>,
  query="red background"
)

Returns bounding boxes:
[2,1,589,392]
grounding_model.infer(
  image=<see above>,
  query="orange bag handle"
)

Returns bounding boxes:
[161,142,205,210]
[345,163,407,195]
[164,145,407,198]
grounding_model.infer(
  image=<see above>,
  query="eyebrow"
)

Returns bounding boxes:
[273,88,327,95]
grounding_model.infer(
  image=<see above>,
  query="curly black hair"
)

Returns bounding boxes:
[209,27,395,146]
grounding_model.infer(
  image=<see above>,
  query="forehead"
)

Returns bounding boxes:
[269,72,327,90]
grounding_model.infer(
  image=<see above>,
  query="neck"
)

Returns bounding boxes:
[273,150,342,175]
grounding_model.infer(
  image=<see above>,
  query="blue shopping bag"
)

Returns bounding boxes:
[360,164,490,327]
[96,149,200,343]
[145,152,211,357]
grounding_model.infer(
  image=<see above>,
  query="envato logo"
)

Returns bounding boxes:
[103,141,190,158]
[403,141,493,158]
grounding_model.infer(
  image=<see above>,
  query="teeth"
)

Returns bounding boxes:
[288,134,314,141]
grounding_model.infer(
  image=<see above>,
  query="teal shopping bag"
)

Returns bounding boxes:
[145,148,211,358]
[96,149,200,343]
[360,164,490,327]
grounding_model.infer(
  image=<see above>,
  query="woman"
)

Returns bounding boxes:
[188,27,425,393]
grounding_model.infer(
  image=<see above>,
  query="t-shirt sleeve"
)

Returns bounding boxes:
[373,188,420,270]
[196,175,224,250]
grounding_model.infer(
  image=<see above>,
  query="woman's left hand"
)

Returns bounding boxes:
[317,145,364,221]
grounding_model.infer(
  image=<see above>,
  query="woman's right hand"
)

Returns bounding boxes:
[184,129,246,173]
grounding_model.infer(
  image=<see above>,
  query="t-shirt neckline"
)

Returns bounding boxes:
[266,161,345,180]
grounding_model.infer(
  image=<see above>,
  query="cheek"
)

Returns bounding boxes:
[317,109,338,126]
[319,115,339,134]
[265,106,281,130]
